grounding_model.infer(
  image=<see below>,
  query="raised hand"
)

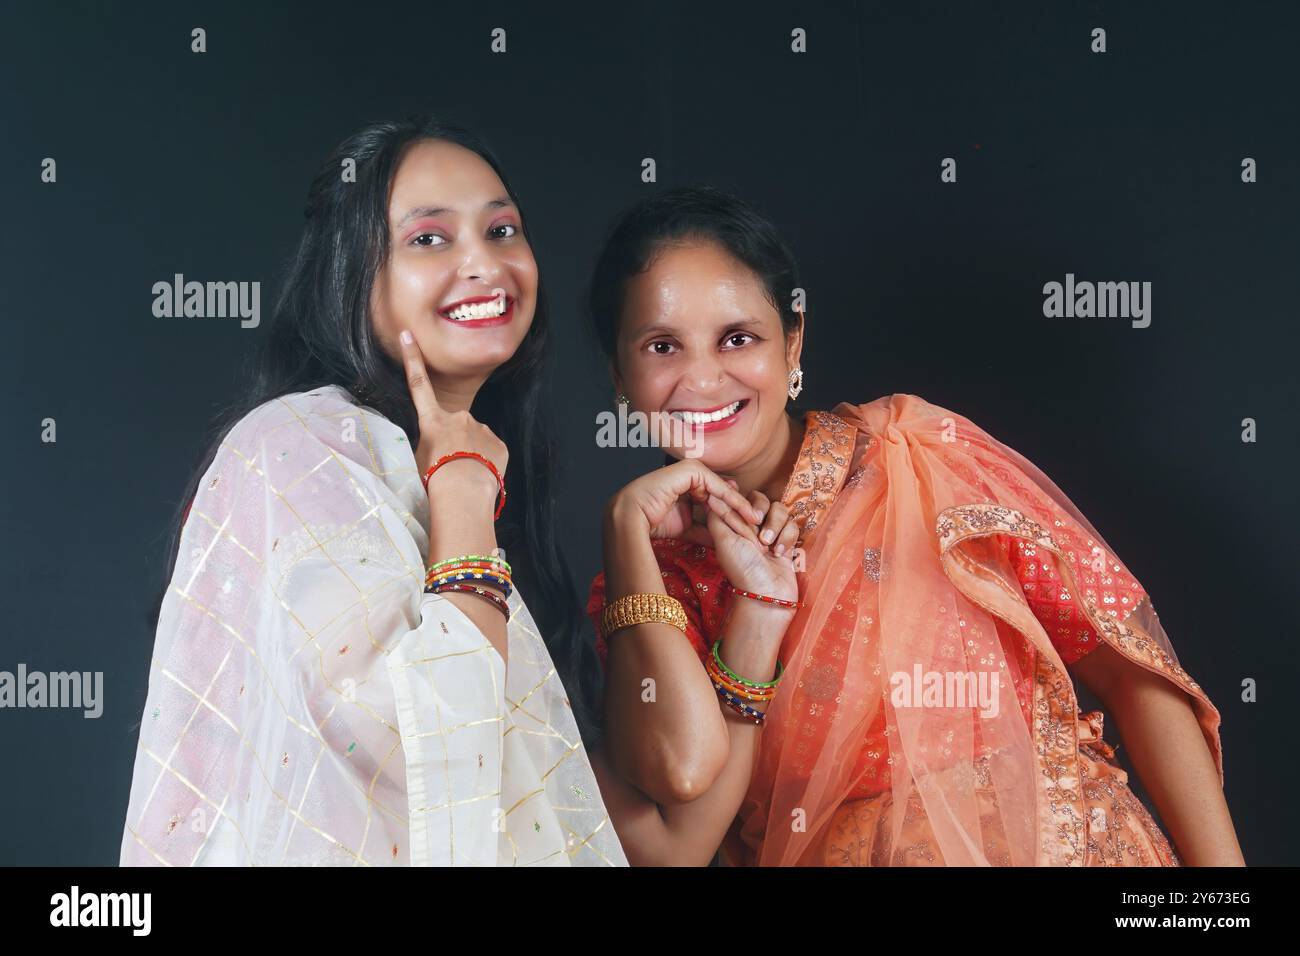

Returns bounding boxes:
[610,458,763,545]
[701,485,801,606]
[397,329,505,516]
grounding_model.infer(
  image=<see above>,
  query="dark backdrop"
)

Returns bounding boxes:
[1,0,1295,865]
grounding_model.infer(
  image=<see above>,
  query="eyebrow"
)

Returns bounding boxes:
[631,315,767,339]
[396,197,514,228]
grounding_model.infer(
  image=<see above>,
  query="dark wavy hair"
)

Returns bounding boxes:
[143,116,599,739]
[587,184,804,366]
[586,185,808,488]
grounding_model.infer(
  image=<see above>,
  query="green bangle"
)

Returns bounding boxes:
[428,553,512,574]
[711,638,783,689]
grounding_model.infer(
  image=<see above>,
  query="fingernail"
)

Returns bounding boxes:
[761,529,775,544]
[756,510,767,523]
[775,544,785,556]
[400,330,413,345]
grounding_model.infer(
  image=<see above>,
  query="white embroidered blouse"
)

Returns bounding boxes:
[120,385,626,866]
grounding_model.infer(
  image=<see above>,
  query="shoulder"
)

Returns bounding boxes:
[226,384,369,445]
[829,393,1005,449]
[224,385,410,473]
[830,392,960,427]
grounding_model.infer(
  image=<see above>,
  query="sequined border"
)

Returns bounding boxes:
[935,502,1223,865]
[780,411,855,536]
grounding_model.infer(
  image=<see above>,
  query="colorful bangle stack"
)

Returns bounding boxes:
[712,684,767,725]
[424,552,512,617]
[425,566,513,599]
[707,638,783,725]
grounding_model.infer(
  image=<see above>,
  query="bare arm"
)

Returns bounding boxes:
[397,329,507,662]
[595,596,791,865]
[601,496,730,804]
[1070,642,1244,865]
[424,463,506,661]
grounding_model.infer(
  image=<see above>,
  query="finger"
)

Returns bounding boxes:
[685,480,711,505]
[705,503,740,546]
[773,515,801,558]
[666,460,711,506]
[688,500,709,526]
[690,465,762,523]
[397,329,441,429]
[758,501,790,546]
[711,495,761,544]
[747,490,771,525]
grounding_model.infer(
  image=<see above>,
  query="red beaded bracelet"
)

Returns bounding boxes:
[727,583,804,609]
[421,451,507,520]
[425,581,511,617]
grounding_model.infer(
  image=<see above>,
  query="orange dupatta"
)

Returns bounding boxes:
[723,395,1223,866]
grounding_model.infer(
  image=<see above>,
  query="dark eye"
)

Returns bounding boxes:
[489,223,519,239]
[648,341,676,355]
[411,232,447,247]
[723,332,754,348]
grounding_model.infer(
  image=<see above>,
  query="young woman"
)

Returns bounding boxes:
[584,185,1243,867]
[120,117,626,867]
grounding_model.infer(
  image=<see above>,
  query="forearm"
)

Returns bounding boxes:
[598,711,763,866]
[652,606,788,863]
[1103,676,1244,866]
[598,600,789,865]
[425,464,506,664]
[601,499,728,802]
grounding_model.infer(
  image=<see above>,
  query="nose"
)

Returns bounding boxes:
[682,350,727,393]
[455,235,503,284]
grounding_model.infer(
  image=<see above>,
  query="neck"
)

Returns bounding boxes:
[429,372,489,413]
[720,410,806,504]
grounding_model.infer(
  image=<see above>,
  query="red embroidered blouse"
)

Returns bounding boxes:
[586,410,1107,798]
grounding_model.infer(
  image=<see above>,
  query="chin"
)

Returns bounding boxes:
[676,448,745,473]
[689,425,760,471]
[445,339,526,372]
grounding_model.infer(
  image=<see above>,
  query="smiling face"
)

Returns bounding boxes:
[370,139,537,390]
[613,240,802,473]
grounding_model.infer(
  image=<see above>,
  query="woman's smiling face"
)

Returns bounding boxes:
[371,138,537,384]
[614,240,801,473]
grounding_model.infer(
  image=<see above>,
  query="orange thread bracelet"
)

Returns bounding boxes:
[421,451,507,520]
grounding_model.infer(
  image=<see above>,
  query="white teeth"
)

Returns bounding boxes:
[445,294,507,321]
[669,400,742,425]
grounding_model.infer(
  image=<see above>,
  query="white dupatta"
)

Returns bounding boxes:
[121,385,626,866]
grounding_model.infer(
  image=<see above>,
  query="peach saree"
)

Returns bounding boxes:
[737,395,1223,866]
[590,394,1223,866]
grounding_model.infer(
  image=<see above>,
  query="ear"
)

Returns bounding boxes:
[785,307,805,370]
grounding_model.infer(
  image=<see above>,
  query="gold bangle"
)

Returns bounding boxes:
[601,592,688,638]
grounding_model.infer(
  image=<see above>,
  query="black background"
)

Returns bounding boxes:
[1,0,1295,865]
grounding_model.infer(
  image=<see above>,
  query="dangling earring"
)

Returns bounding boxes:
[617,393,629,406]
[787,302,807,401]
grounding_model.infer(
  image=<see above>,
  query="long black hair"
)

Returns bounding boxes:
[144,116,599,738]
[587,184,804,365]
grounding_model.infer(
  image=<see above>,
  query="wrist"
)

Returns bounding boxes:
[426,458,499,506]
[604,493,649,538]
[427,532,500,570]
[728,575,799,608]
[724,597,796,643]
[711,635,783,706]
